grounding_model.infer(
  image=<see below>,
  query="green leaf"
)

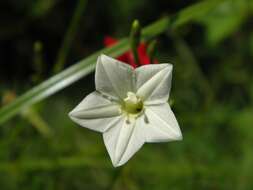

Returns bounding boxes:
[170,0,226,29]
[0,0,225,125]
[30,0,57,18]
[197,0,249,45]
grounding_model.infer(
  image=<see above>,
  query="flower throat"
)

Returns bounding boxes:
[122,92,143,115]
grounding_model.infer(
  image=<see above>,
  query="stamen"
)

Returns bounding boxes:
[143,109,149,124]
[122,92,143,115]
[96,90,120,103]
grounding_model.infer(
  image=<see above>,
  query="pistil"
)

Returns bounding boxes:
[123,92,143,115]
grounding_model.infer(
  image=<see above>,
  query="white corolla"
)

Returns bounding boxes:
[69,54,182,167]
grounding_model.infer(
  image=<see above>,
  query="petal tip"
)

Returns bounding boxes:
[68,109,75,118]
[68,106,79,117]
[99,54,113,64]
[68,109,80,125]
[99,53,107,57]
[99,53,107,59]
[177,134,183,141]
[112,161,122,167]
[173,130,183,141]
[111,157,127,167]
[164,63,173,71]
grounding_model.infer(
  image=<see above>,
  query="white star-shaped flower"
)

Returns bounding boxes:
[69,54,182,167]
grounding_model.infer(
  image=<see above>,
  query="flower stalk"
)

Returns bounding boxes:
[130,20,141,66]
[147,39,158,64]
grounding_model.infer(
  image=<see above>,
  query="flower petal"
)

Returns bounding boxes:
[103,117,145,167]
[104,36,118,46]
[69,91,121,132]
[95,54,134,100]
[143,103,182,142]
[136,64,173,104]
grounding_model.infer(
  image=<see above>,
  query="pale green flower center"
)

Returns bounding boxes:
[122,92,143,115]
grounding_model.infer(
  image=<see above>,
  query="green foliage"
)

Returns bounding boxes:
[197,0,250,46]
[29,0,57,18]
[1,0,253,189]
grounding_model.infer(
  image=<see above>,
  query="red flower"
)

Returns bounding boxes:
[104,36,157,68]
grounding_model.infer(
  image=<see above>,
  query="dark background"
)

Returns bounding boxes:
[1,0,253,189]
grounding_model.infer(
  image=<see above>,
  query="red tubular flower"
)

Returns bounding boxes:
[104,36,157,68]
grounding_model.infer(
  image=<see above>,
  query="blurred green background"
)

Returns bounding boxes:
[1,0,253,189]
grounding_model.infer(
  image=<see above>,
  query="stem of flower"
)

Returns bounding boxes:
[130,20,141,66]
[147,39,157,64]
[32,41,46,83]
[53,0,87,73]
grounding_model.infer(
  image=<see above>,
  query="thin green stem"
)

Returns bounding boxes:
[32,41,44,83]
[130,20,141,65]
[21,107,53,138]
[53,0,87,73]
[147,39,157,64]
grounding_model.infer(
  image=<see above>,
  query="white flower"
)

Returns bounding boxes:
[69,54,182,167]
